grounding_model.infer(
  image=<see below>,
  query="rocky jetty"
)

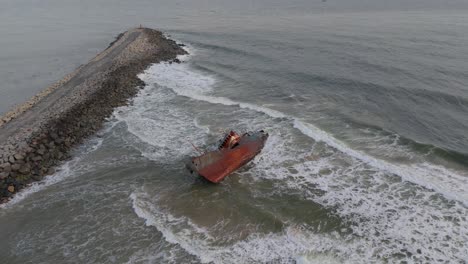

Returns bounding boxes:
[0,28,187,203]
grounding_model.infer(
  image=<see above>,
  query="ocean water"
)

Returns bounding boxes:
[1,1,468,263]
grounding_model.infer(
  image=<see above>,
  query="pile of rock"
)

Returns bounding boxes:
[0,133,65,199]
[0,28,187,203]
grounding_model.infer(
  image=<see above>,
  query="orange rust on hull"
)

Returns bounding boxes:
[187,130,268,183]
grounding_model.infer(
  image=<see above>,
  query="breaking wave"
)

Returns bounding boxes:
[126,53,468,263]
[0,135,105,209]
[141,58,468,207]
[250,132,468,262]
[130,191,345,264]
[293,120,468,207]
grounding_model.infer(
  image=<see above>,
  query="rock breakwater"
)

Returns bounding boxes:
[0,28,187,203]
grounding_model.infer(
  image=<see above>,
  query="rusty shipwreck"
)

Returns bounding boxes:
[187,130,269,183]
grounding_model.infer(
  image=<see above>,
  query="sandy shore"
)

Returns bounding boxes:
[0,27,186,203]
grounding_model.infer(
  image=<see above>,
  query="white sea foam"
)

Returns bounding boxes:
[293,158,468,262]
[113,66,209,161]
[141,57,468,207]
[134,55,468,263]
[116,52,285,161]
[132,183,467,263]
[0,136,105,209]
[245,130,468,262]
[140,61,286,119]
[293,119,468,207]
[130,191,346,264]
[194,117,211,134]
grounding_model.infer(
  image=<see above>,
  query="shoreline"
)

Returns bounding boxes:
[0,27,187,204]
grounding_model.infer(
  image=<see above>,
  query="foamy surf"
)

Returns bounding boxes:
[140,55,468,207]
[130,190,346,264]
[293,119,468,207]
[2,9,468,264]
[105,48,215,162]
[0,135,105,209]
[245,128,468,262]
[128,52,468,263]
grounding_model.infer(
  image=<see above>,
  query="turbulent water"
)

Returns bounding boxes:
[1,1,468,263]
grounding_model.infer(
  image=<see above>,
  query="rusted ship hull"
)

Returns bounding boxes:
[187,130,268,183]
